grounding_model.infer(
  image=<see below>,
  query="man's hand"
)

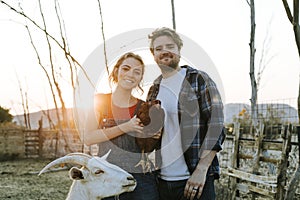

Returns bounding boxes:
[184,150,217,199]
[184,165,208,200]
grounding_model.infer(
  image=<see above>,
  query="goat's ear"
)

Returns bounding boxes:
[101,149,111,160]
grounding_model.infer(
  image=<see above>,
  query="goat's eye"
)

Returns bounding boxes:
[95,169,104,174]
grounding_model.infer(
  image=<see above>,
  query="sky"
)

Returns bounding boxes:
[0,0,299,116]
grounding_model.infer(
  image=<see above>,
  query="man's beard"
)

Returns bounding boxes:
[159,61,178,72]
[157,53,180,72]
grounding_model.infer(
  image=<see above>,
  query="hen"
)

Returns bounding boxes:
[135,100,165,173]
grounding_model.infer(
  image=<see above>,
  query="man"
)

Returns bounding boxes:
[147,27,225,200]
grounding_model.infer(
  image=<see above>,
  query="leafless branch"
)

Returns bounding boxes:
[1,0,94,88]
[97,0,111,92]
[15,71,28,128]
[245,0,250,7]
[54,0,77,89]
[37,0,75,153]
[20,0,60,132]
[257,17,276,90]
[282,0,293,23]
[37,0,63,130]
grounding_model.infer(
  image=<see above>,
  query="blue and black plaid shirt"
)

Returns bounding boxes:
[147,65,225,178]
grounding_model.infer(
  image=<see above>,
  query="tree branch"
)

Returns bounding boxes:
[282,0,294,23]
[245,0,250,7]
[54,0,77,89]
[294,0,299,25]
[97,0,111,92]
[1,0,94,88]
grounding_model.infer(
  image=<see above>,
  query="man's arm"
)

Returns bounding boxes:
[184,150,217,200]
[184,72,225,200]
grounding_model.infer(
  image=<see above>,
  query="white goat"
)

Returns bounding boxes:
[39,150,136,200]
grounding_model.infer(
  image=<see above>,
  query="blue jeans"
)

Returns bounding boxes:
[158,175,216,200]
[103,172,159,200]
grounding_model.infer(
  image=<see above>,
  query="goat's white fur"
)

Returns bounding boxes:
[39,150,136,200]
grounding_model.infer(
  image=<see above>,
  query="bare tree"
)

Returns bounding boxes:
[1,0,107,155]
[247,0,258,130]
[1,0,94,92]
[1,0,86,155]
[24,18,62,156]
[281,1,300,199]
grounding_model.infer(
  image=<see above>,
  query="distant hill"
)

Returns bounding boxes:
[13,108,74,129]
[224,103,298,124]
[13,103,298,128]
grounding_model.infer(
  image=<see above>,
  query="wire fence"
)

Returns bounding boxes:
[225,98,298,124]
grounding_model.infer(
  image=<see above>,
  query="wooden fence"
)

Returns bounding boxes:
[24,128,93,158]
[219,122,299,200]
[0,127,25,160]
[0,127,95,159]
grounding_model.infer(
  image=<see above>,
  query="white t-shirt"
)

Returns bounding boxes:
[157,68,190,181]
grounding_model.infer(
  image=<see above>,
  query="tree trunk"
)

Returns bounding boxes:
[171,0,176,30]
[249,0,258,131]
[281,1,300,199]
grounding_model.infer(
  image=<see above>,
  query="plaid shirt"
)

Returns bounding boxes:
[147,65,225,178]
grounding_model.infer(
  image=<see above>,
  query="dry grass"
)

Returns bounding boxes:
[0,158,70,200]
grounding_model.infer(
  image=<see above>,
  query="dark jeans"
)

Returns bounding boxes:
[103,172,159,200]
[158,175,216,200]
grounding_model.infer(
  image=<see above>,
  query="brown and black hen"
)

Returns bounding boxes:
[135,100,165,173]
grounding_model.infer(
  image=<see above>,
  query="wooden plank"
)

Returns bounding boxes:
[25,145,39,148]
[238,154,253,160]
[23,129,39,133]
[262,142,283,151]
[247,184,276,197]
[238,154,280,164]
[238,140,255,148]
[236,183,276,197]
[260,157,280,164]
[239,140,283,150]
[225,167,277,186]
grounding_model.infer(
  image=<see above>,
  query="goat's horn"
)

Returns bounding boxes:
[100,149,111,160]
[38,153,92,176]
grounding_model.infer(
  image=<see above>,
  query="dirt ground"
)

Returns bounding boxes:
[0,158,71,200]
[0,158,225,200]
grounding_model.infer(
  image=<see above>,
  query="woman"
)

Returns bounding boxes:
[84,52,159,200]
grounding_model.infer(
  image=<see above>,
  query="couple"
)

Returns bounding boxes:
[84,27,225,200]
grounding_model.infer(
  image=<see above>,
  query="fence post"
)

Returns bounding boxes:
[276,125,291,200]
[38,117,43,158]
[229,122,240,200]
